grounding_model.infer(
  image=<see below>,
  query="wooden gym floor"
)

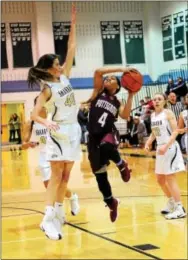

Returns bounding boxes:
[2,146,188,259]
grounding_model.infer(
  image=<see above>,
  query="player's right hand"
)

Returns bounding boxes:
[29,142,39,148]
[144,144,150,153]
[44,120,59,132]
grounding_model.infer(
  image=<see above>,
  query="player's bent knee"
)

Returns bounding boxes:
[94,165,107,174]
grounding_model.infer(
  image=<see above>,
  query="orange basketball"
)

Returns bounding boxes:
[121,70,143,93]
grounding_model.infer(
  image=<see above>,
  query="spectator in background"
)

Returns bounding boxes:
[8,114,15,143]
[165,78,175,96]
[129,116,147,147]
[167,92,184,121]
[172,77,188,102]
[77,104,89,144]
[167,92,184,150]
[144,96,154,110]
[13,113,21,144]
[136,99,145,117]
[141,97,154,135]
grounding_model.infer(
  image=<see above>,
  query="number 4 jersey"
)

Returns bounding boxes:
[88,92,120,137]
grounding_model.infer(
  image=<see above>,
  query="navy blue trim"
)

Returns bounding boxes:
[52,103,57,121]
[50,134,63,155]
[170,145,177,169]
[166,126,171,136]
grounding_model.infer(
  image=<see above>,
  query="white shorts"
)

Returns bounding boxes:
[46,122,81,161]
[38,152,51,181]
[185,134,188,155]
[155,142,185,174]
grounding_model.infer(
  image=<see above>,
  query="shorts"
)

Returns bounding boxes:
[87,133,119,173]
[46,122,81,161]
[38,152,51,181]
[185,134,188,154]
[155,141,185,174]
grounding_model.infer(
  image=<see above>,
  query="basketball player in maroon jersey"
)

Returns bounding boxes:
[85,67,137,222]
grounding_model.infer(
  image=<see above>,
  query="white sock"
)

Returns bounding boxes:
[43,206,55,221]
[70,193,76,200]
[54,202,65,217]
[169,197,174,202]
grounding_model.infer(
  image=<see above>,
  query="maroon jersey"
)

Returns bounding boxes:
[88,92,120,137]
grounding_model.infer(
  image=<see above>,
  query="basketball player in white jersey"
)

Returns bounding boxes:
[22,97,80,221]
[178,93,188,154]
[27,4,81,240]
[144,93,186,219]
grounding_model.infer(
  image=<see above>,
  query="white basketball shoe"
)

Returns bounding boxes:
[165,204,186,220]
[161,198,175,214]
[40,206,62,240]
[70,193,80,216]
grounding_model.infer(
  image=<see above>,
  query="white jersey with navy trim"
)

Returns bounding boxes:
[181,109,188,154]
[41,74,81,161]
[151,109,173,145]
[44,75,77,123]
[151,110,185,174]
[182,109,188,128]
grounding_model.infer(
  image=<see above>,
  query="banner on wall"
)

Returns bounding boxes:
[123,20,145,64]
[100,21,122,65]
[161,15,174,62]
[1,23,8,69]
[173,11,186,59]
[10,23,33,68]
[53,22,75,65]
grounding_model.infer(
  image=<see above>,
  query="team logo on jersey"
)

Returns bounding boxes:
[151,120,162,127]
[95,99,117,116]
[58,85,72,97]
[36,128,47,136]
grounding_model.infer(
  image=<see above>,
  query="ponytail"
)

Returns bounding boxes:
[27,67,53,88]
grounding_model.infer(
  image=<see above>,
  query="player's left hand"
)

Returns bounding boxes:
[178,127,188,134]
[158,144,168,155]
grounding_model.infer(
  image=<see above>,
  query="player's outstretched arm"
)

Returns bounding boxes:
[61,3,76,78]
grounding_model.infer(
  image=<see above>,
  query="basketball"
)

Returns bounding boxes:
[121,70,143,93]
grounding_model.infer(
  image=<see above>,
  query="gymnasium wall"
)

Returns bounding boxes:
[1,1,187,119]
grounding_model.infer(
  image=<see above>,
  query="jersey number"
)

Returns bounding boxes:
[64,93,76,107]
[40,136,47,144]
[152,127,161,137]
[98,112,108,127]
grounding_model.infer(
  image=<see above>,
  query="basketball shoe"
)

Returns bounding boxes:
[70,193,80,216]
[165,204,186,219]
[117,160,131,182]
[40,206,62,240]
[161,198,175,214]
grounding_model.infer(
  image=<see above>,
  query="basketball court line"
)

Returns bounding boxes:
[2,193,187,206]
[2,206,162,260]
